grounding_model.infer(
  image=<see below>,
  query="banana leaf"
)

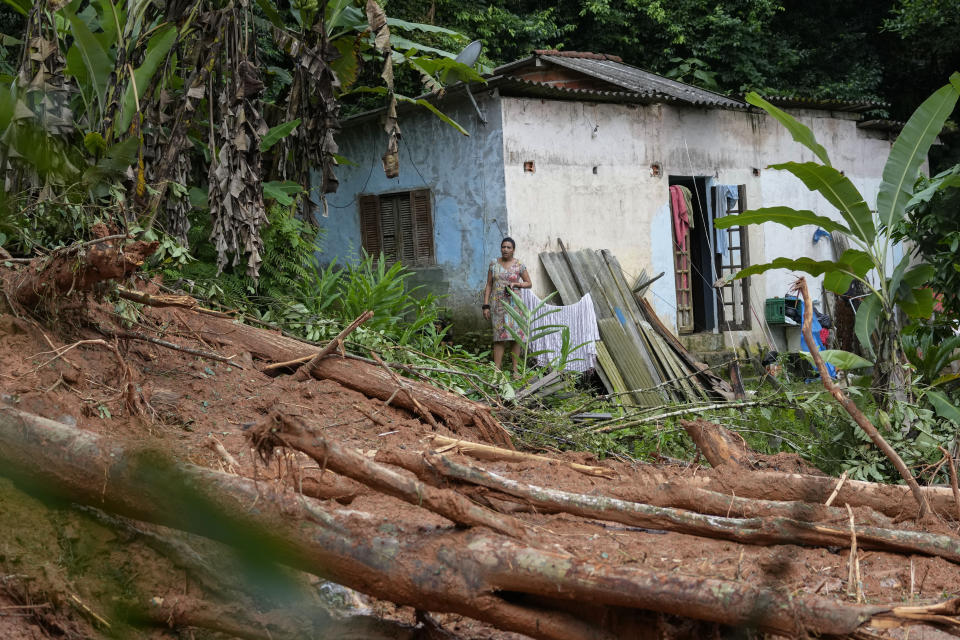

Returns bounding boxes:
[746,92,831,166]
[769,162,875,245]
[854,293,882,359]
[118,23,178,133]
[714,206,850,235]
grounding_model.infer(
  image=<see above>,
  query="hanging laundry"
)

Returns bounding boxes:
[713,185,738,257]
[670,185,691,251]
[519,289,599,372]
[670,185,693,291]
[680,185,694,229]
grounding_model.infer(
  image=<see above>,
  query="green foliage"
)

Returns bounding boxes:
[260,120,301,152]
[799,350,873,371]
[664,57,718,91]
[893,166,960,323]
[719,78,960,398]
[502,289,591,381]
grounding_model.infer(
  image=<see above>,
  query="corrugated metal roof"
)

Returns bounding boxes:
[538,54,745,109]
[857,118,905,132]
[491,76,656,104]
[761,95,886,113]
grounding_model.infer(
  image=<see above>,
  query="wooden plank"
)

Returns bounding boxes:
[540,253,579,306]
[585,251,665,389]
[642,321,703,401]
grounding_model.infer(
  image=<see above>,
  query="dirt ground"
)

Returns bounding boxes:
[1,276,959,639]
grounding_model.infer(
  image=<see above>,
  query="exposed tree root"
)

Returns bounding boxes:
[12,238,158,308]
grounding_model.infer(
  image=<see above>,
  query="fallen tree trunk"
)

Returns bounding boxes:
[13,238,158,308]
[3,406,948,638]
[421,453,960,564]
[177,311,513,447]
[82,509,408,640]
[138,595,417,640]
[376,448,889,526]
[251,413,529,539]
[680,419,755,469]
[685,469,958,521]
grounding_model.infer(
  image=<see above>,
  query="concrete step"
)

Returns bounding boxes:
[692,349,737,372]
[678,331,726,354]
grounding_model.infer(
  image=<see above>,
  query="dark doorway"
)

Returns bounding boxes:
[668,176,716,333]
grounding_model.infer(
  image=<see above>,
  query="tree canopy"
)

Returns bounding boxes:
[385,0,960,121]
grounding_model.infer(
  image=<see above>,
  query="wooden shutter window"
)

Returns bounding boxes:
[358,195,381,258]
[410,189,434,266]
[379,196,399,262]
[359,190,434,266]
[398,195,416,264]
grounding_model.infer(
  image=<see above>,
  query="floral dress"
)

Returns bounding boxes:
[489,259,527,343]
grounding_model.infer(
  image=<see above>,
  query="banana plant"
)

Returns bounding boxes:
[717,73,960,405]
[255,0,480,188]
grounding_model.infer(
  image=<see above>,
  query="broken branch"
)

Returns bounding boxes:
[939,445,960,521]
[425,434,616,479]
[825,471,849,507]
[793,277,928,519]
[680,419,754,469]
[369,350,440,429]
[292,310,373,381]
[97,327,242,368]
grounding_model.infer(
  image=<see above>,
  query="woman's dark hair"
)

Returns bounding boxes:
[500,236,516,249]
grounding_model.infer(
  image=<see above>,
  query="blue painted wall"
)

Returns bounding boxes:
[312,91,507,332]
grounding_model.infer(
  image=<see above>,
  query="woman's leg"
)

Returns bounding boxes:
[510,341,522,375]
[492,342,505,369]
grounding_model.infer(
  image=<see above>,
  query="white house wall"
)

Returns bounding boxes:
[500,97,894,342]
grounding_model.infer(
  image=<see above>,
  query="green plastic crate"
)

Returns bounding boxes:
[765,297,786,324]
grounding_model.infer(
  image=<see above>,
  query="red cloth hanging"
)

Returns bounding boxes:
[670,185,691,290]
[670,185,690,253]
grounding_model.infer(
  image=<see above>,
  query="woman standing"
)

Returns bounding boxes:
[482,236,532,374]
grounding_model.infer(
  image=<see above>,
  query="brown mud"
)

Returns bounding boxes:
[0,270,958,639]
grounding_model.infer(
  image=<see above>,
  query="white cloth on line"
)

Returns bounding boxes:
[519,289,599,372]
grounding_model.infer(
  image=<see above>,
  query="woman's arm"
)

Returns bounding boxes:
[482,266,493,320]
[519,268,532,289]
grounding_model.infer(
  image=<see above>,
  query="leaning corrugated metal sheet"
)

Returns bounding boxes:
[540,245,733,407]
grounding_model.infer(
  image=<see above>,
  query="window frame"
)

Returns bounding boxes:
[358,188,435,267]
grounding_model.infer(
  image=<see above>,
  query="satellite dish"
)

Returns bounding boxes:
[455,40,483,67]
[453,41,486,125]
